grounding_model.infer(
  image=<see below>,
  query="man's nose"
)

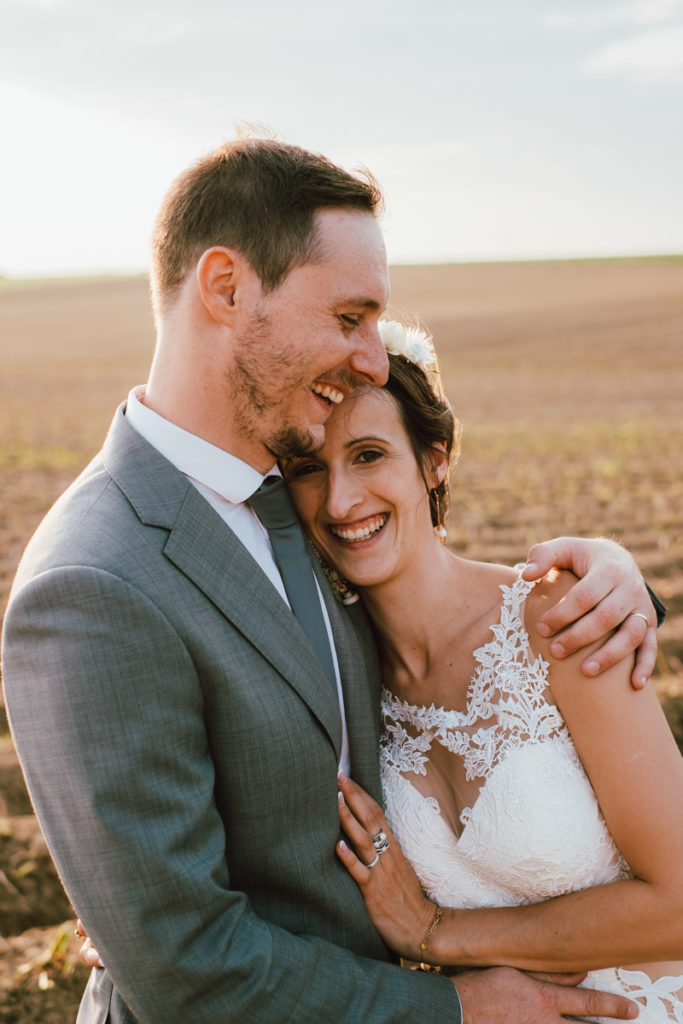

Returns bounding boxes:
[349,323,389,387]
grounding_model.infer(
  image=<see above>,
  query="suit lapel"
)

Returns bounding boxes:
[102,407,343,757]
[314,558,383,801]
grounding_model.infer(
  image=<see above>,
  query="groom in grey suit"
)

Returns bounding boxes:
[3,138,650,1023]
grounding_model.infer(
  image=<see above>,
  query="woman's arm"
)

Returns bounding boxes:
[337,571,683,972]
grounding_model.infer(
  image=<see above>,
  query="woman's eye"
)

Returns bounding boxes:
[283,461,322,481]
[355,449,383,465]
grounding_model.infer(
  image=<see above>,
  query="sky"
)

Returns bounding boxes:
[1,0,682,278]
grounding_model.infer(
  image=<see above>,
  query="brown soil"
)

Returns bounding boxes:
[1,262,681,1021]
[0,924,90,1024]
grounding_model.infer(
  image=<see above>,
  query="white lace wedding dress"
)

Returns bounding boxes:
[380,576,683,1023]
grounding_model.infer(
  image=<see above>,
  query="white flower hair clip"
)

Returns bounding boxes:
[379,320,438,375]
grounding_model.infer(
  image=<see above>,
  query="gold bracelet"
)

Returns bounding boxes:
[420,903,444,954]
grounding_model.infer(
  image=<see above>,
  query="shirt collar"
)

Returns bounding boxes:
[125,386,280,504]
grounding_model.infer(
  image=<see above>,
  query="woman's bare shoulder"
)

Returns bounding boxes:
[464,558,520,590]
[460,559,522,622]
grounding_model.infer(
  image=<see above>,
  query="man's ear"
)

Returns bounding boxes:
[196,247,243,325]
[425,442,449,490]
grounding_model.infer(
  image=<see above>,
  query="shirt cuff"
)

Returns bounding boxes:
[451,982,464,1024]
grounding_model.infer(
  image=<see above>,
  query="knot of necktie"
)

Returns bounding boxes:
[249,476,299,531]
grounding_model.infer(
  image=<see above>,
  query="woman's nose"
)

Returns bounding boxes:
[325,469,363,521]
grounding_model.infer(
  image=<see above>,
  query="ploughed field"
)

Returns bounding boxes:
[0,260,682,1020]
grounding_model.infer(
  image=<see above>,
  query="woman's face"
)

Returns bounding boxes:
[283,387,440,589]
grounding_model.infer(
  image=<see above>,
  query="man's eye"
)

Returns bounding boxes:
[340,315,361,328]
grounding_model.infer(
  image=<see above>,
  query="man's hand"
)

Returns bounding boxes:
[522,537,658,689]
[453,966,638,1023]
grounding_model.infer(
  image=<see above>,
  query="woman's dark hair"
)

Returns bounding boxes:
[383,350,459,530]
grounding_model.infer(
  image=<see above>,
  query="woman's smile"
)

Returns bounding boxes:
[328,513,389,544]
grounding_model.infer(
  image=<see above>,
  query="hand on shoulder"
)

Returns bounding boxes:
[523,565,635,710]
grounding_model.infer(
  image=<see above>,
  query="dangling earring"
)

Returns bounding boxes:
[433,489,447,543]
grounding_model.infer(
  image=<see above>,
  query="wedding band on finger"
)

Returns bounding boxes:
[633,613,650,629]
[365,853,380,868]
[371,830,390,854]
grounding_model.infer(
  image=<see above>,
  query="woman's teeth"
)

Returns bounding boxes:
[330,515,387,542]
[312,382,344,404]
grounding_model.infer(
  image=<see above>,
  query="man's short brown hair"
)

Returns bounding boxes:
[150,137,383,311]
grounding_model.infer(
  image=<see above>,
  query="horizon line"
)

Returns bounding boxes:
[1,252,682,289]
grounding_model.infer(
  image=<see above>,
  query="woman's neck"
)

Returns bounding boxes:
[359,541,465,690]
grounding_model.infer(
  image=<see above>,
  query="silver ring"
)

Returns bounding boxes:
[633,612,650,629]
[365,853,379,868]
[372,830,390,854]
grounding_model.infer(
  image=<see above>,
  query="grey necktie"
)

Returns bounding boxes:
[250,476,337,690]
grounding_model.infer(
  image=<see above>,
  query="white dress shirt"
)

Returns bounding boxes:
[125,386,351,774]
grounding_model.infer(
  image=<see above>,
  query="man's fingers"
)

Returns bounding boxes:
[453,967,639,1023]
[523,538,577,581]
[524,537,660,681]
[569,612,644,677]
[556,603,646,661]
[577,614,654,686]
[540,975,637,1021]
[632,624,658,689]
[538,578,623,640]
[565,984,638,1021]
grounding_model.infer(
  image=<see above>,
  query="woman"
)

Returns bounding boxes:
[282,320,683,1023]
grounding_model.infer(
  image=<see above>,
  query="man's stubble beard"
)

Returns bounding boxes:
[228,307,320,461]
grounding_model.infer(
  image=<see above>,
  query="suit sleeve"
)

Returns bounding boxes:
[2,566,460,1024]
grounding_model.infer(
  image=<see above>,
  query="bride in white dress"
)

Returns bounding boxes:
[283,320,683,1023]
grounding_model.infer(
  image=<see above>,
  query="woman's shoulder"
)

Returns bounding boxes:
[461,558,520,593]
[456,559,523,630]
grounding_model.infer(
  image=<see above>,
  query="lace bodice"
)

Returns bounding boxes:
[380,575,682,1022]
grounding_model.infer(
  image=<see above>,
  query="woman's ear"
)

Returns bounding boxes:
[425,442,449,490]
[196,247,241,325]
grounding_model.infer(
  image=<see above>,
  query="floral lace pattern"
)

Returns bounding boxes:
[579,968,683,1023]
[379,575,682,1022]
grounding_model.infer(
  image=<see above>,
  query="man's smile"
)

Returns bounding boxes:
[312,381,344,405]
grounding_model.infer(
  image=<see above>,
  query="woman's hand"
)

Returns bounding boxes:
[522,536,660,688]
[75,919,104,968]
[336,771,437,962]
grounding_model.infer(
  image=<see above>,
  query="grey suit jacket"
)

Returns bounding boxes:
[2,405,459,1023]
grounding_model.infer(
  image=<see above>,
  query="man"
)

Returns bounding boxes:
[3,137,658,1023]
